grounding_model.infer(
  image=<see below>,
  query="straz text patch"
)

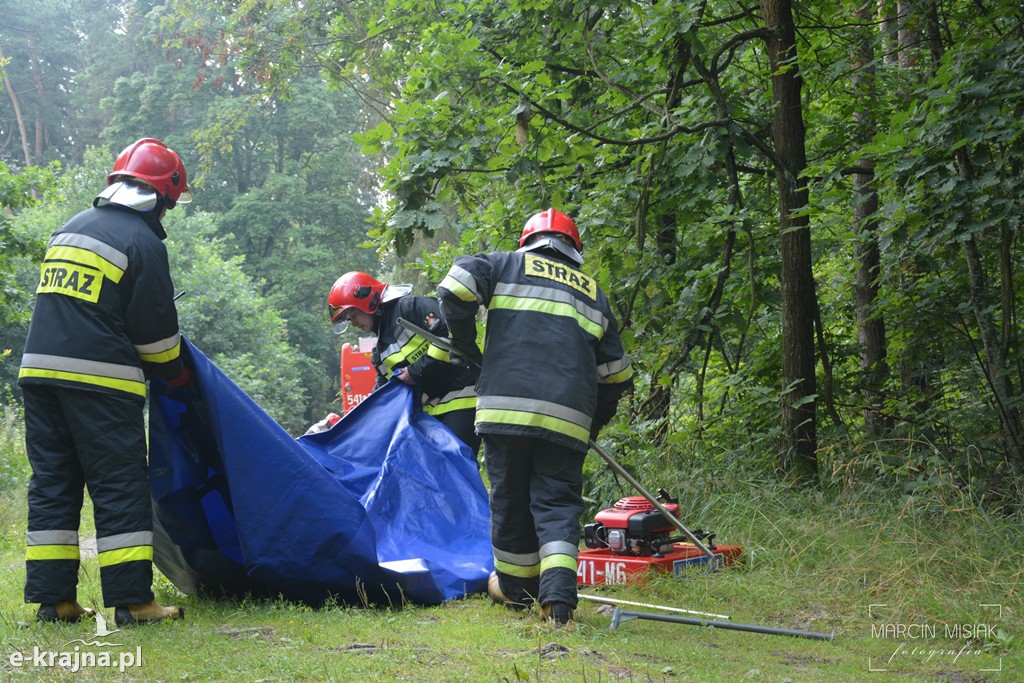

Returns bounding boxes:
[525,254,597,300]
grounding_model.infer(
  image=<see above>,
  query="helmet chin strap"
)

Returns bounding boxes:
[518,235,584,265]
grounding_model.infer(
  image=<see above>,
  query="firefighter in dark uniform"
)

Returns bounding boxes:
[326,271,480,457]
[437,208,633,626]
[18,138,192,625]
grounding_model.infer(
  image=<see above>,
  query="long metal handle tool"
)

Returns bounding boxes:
[578,593,730,620]
[610,607,835,642]
[396,317,478,367]
[395,316,718,563]
[588,439,717,562]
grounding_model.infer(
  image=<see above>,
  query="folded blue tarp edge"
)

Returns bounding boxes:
[148,337,492,606]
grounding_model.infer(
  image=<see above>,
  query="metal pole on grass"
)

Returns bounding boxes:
[609,607,835,642]
[578,593,730,620]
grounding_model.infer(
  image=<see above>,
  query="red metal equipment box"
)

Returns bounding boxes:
[577,543,744,586]
[339,341,376,414]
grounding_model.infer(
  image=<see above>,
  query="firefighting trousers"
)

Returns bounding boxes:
[22,384,155,607]
[437,408,481,458]
[482,434,584,608]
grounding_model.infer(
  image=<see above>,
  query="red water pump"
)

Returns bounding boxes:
[583,489,716,557]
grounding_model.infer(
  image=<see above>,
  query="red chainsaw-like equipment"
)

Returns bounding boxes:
[577,489,743,586]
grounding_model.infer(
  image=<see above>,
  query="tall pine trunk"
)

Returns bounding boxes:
[762,0,818,481]
[852,0,890,434]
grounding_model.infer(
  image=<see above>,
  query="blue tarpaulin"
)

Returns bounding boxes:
[148,338,493,606]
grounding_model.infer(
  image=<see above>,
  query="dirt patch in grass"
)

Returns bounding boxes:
[215,625,277,642]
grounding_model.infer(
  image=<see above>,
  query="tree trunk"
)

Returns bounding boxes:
[852,0,890,434]
[920,0,1023,469]
[0,44,34,167]
[638,31,689,436]
[29,36,46,159]
[891,0,936,415]
[956,150,1024,470]
[1000,227,1021,390]
[761,0,818,482]
[962,233,1024,469]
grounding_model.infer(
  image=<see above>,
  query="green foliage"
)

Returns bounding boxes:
[0,160,57,330]
[0,0,129,166]
[0,385,29,492]
[1,146,317,434]
[3,3,1024,676]
[168,0,1024,493]
[93,2,383,420]
[3,0,1024,492]
[166,211,314,433]
[0,439,1019,681]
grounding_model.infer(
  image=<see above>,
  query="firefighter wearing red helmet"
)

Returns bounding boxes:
[18,138,192,626]
[327,271,480,457]
[438,208,633,626]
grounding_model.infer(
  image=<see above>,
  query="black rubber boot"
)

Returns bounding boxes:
[541,602,573,627]
[36,601,96,623]
[114,601,184,626]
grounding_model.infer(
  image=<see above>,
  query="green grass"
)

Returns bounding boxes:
[0,417,1020,681]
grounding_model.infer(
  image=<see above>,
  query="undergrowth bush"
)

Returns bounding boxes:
[586,402,1023,526]
[0,386,29,493]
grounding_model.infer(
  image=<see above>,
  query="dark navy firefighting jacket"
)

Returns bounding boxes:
[19,204,185,399]
[438,247,633,452]
[373,294,476,417]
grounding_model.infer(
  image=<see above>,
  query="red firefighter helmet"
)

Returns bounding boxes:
[327,271,386,326]
[519,208,581,251]
[108,138,192,205]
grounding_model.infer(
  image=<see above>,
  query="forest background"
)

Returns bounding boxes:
[2,1,1024,502]
[0,1,1021,679]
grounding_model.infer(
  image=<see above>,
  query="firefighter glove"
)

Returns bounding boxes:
[449,341,482,370]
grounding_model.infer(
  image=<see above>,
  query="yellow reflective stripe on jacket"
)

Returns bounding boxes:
[380,336,429,373]
[45,244,125,284]
[475,407,590,443]
[423,395,477,416]
[426,344,450,362]
[135,334,182,364]
[490,294,605,339]
[439,265,480,303]
[18,367,147,397]
[598,357,634,384]
[19,353,147,397]
[49,232,129,270]
[603,365,634,383]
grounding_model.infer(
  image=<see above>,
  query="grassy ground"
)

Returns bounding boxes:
[0,419,1019,681]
